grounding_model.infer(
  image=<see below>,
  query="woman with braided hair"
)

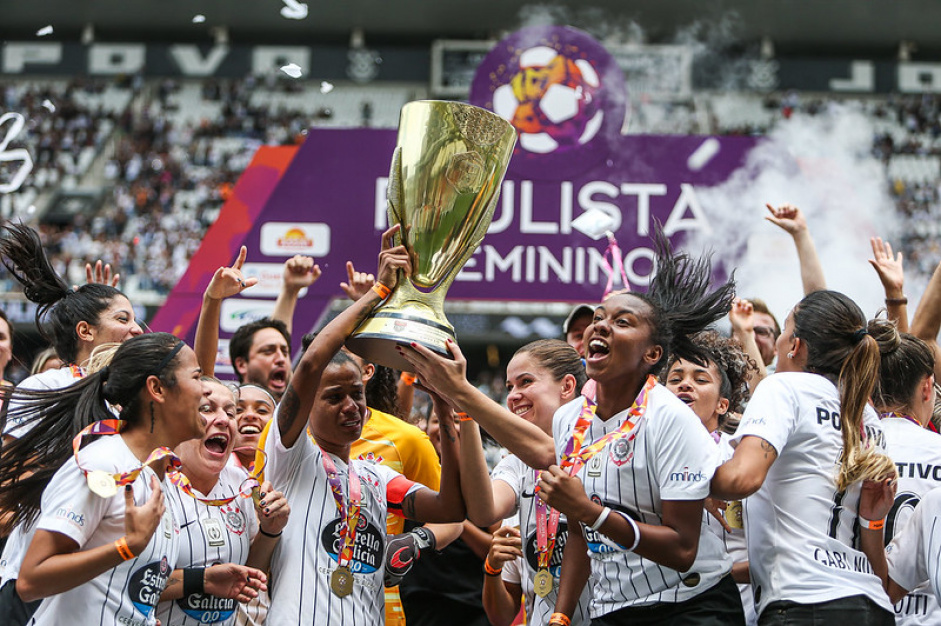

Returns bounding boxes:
[0,333,263,626]
[400,233,745,625]
[711,291,900,626]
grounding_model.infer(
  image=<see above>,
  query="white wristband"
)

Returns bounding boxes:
[612,510,641,552]
[589,506,611,531]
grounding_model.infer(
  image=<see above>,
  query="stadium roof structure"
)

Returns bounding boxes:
[1,0,938,56]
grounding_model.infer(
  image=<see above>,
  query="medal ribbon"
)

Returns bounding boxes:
[321,449,362,568]
[602,231,630,298]
[72,419,181,489]
[881,411,922,428]
[560,375,656,476]
[534,473,561,570]
[74,420,266,506]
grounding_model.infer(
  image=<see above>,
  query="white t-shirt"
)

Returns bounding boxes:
[156,465,259,626]
[552,384,730,618]
[882,417,941,624]
[491,454,591,626]
[887,487,941,609]
[732,372,893,616]
[263,416,423,625]
[27,434,181,626]
[3,366,85,439]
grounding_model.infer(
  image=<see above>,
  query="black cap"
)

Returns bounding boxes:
[562,304,594,334]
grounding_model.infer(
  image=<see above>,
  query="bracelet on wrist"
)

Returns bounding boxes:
[456,412,474,422]
[549,613,572,626]
[114,536,136,561]
[182,567,205,596]
[372,283,392,299]
[860,517,885,531]
[400,372,416,386]
[589,506,611,531]
[258,528,283,538]
[612,510,642,552]
[885,296,908,305]
[483,557,502,576]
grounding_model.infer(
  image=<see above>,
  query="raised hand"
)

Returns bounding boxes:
[536,465,595,524]
[204,563,268,603]
[397,338,467,403]
[84,259,120,287]
[859,477,898,523]
[868,237,905,298]
[339,261,375,300]
[728,297,755,334]
[282,255,321,293]
[375,224,411,292]
[205,246,258,301]
[765,203,808,236]
[124,476,165,555]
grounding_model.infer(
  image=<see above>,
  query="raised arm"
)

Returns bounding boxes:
[868,237,908,332]
[910,259,941,381]
[482,526,524,626]
[766,203,827,294]
[270,255,321,335]
[194,246,257,375]
[399,340,556,470]
[729,298,767,388]
[277,226,410,448]
[710,435,778,500]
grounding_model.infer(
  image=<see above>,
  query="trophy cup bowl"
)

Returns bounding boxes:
[346,101,517,371]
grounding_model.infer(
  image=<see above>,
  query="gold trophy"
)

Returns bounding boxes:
[346,101,516,371]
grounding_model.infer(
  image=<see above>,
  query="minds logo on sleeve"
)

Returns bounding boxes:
[669,467,706,482]
[128,557,172,617]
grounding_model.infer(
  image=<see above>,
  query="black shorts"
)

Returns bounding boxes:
[0,579,41,626]
[758,594,895,626]
[592,575,746,626]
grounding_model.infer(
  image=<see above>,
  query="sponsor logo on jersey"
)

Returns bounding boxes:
[178,593,236,623]
[524,521,569,576]
[668,466,706,482]
[221,504,247,535]
[54,505,85,529]
[202,517,226,547]
[128,557,172,616]
[609,438,633,466]
[320,518,385,574]
[584,497,633,554]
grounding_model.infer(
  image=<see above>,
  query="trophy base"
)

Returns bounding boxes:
[345,311,455,372]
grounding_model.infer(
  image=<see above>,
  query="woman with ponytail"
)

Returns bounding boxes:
[711,290,899,625]
[401,233,745,625]
[0,222,143,624]
[1,333,262,625]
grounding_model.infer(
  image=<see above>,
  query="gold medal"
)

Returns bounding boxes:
[251,485,262,508]
[724,500,744,530]
[533,567,553,598]
[87,470,118,498]
[330,565,354,597]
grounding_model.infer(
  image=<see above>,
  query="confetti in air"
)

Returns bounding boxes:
[0,112,34,194]
[280,63,303,78]
[320,81,334,94]
[192,14,206,24]
[41,99,55,113]
[280,0,308,19]
[36,25,53,37]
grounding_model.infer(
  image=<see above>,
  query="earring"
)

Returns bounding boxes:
[787,352,795,359]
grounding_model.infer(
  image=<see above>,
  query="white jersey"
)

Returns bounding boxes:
[156,465,259,626]
[3,366,84,439]
[702,433,754,626]
[491,454,591,626]
[552,385,730,618]
[732,372,893,616]
[887,487,941,609]
[882,417,941,624]
[263,416,423,625]
[27,435,181,626]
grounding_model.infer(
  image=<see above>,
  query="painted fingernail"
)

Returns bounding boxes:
[260,492,266,498]
[125,485,132,493]
[260,500,267,507]
[410,342,418,348]
[264,508,270,514]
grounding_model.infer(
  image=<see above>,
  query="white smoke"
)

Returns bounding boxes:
[686,103,909,323]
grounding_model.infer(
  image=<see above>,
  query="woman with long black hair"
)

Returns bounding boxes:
[711,291,899,625]
[401,234,745,625]
[0,333,263,625]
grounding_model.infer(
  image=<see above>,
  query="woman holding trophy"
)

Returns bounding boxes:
[400,234,746,625]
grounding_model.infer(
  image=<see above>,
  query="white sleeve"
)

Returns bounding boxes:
[653,398,720,500]
[731,375,799,455]
[35,459,111,547]
[501,556,522,585]
[491,456,523,516]
[887,489,941,593]
[3,372,57,438]
[262,407,313,489]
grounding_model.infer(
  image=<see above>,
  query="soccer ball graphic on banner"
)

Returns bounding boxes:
[491,46,603,155]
